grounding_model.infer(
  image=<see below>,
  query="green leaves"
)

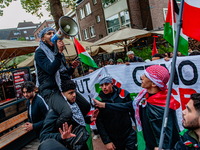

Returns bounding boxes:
[0,0,17,16]
[0,0,76,17]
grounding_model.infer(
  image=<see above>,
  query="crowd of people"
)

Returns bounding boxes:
[19,27,200,150]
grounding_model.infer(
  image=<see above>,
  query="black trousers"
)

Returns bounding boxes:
[112,129,137,150]
[44,89,91,129]
[38,139,69,150]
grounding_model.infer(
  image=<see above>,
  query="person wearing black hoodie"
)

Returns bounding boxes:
[35,27,90,128]
[40,80,99,150]
[95,74,137,150]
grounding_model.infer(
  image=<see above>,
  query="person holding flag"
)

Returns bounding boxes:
[73,37,98,69]
[93,65,180,149]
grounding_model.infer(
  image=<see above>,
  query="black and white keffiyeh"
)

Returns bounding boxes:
[61,93,85,126]
[34,27,66,91]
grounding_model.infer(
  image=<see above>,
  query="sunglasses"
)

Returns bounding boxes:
[46,31,55,35]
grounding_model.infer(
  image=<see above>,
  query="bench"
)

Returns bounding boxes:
[0,111,36,150]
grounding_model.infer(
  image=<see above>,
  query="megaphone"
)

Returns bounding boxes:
[51,16,79,44]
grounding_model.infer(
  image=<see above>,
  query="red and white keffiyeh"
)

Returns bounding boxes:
[133,65,170,131]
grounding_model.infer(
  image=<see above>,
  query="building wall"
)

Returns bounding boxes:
[76,0,107,43]
[138,0,153,30]
[103,0,128,19]
[127,0,143,29]
[7,21,40,41]
[148,0,168,30]
[34,20,54,42]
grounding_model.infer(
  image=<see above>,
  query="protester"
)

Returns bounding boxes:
[108,59,114,65]
[88,68,94,74]
[40,80,99,150]
[155,93,200,150]
[164,52,170,58]
[21,81,49,138]
[144,59,151,63]
[125,51,143,65]
[152,53,164,61]
[189,50,200,56]
[93,65,180,149]
[35,27,90,128]
[94,74,137,150]
[188,48,193,55]
[116,58,124,65]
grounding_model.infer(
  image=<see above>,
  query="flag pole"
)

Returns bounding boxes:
[158,0,185,149]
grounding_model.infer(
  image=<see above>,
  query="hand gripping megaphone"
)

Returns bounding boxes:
[51,16,79,44]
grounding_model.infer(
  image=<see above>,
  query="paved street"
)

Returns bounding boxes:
[20,132,106,150]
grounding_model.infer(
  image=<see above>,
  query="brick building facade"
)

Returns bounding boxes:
[76,0,107,42]
[33,20,54,42]
[7,21,40,41]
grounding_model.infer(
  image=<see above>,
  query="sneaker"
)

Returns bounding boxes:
[93,135,99,140]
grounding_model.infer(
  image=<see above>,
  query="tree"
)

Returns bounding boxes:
[0,0,76,30]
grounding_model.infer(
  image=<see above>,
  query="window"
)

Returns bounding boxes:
[83,29,89,40]
[10,38,17,41]
[79,8,85,19]
[26,37,29,40]
[89,26,96,37]
[120,10,130,27]
[163,8,168,21]
[99,34,103,39]
[37,33,39,38]
[30,35,35,40]
[85,3,91,16]
[96,15,100,23]
[93,0,97,5]
[13,31,21,35]
[106,14,120,33]
[35,35,37,39]
[106,10,131,33]
[102,0,118,8]
[24,31,27,34]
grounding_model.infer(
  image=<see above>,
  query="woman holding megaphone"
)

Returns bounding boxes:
[35,27,91,130]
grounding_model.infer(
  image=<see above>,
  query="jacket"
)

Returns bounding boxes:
[173,129,200,150]
[96,85,135,144]
[105,90,180,149]
[39,108,91,144]
[35,42,74,98]
[26,94,49,137]
[129,56,143,62]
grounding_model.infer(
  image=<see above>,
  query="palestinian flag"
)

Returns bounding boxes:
[74,37,98,68]
[152,37,158,56]
[164,0,188,56]
[182,0,200,41]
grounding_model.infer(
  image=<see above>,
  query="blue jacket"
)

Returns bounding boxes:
[35,42,74,98]
[26,94,49,137]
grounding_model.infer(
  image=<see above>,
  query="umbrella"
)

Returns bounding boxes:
[17,55,35,68]
[0,40,38,67]
[62,38,123,59]
[90,27,150,52]
[17,38,124,67]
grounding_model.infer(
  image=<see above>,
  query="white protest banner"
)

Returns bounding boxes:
[73,55,200,130]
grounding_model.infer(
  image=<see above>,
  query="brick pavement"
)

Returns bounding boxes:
[20,132,106,150]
